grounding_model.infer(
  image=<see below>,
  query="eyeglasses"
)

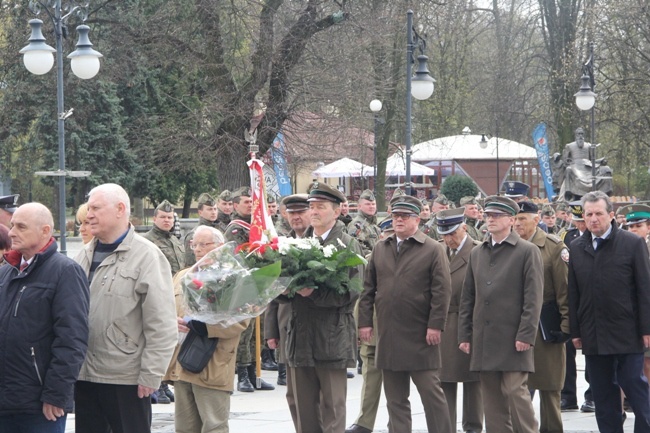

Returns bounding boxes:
[392,213,417,220]
[190,242,216,250]
[484,213,510,219]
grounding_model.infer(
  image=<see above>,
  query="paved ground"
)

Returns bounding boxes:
[62,239,630,432]
[63,358,634,432]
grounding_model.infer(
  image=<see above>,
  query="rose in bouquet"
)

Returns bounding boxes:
[239,236,367,297]
[181,242,285,327]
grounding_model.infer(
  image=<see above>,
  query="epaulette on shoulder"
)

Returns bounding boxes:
[547,233,562,244]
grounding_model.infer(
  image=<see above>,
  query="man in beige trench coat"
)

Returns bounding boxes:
[359,195,452,433]
[459,195,544,433]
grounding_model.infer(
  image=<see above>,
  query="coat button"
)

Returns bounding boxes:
[485,320,490,325]
[486,281,492,285]
[485,301,489,305]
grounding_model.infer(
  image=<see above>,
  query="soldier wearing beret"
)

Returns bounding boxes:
[0,194,19,228]
[421,194,451,240]
[347,189,382,255]
[359,195,453,433]
[514,201,570,433]
[267,195,279,224]
[277,182,363,433]
[183,193,219,266]
[224,187,253,246]
[436,208,484,433]
[540,204,559,234]
[460,196,482,241]
[215,190,233,233]
[459,195,543,433]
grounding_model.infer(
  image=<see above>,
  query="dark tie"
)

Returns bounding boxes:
[594,237,605,250]
[316,236,324,245]
[19,262,28,272]
[397,240,402,252]
[450,249,457,259]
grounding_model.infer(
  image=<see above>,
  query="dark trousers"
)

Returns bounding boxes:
[586,353,650,433]
[0,413,66,433]
[562,339,593,403]
[75,381,152,433]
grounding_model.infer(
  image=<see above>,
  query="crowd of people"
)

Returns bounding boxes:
[0,179,649,433]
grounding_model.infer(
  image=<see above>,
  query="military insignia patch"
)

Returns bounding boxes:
[561,247,570,263]
[232,229,239,234]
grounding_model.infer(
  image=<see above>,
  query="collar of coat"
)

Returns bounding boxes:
[4,237,57,269]
[579,218,617,246]
[387,229,427,246]
[151,224,172,238]
[483,230,521,247]
[528,226,548,247]
[359,211,378,225]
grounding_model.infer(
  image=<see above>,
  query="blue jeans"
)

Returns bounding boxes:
[0,413,66,433]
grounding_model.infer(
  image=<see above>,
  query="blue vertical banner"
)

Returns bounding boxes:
[532,123,555,200]
[271,131,292,197]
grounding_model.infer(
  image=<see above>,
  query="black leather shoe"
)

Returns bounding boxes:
[561,398,578,411]
[345,424,372,433]
[346,371,355,379]
[581,400,596,412]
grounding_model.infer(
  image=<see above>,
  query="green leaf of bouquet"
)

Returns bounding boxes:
[342,254,367,267]
[306,260,325,269]
[251,261,282,292]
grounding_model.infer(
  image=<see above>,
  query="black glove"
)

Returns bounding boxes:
[187,320,208,337]
[550,331,571,344]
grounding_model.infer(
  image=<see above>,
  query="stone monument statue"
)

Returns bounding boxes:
[552,127,612,201]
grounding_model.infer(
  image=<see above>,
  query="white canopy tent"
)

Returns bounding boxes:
[312,157,373,178]
[385,152,436,176]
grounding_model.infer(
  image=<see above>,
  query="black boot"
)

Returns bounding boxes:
[237,365,255,392]
[248,363,275,390]
[161,382,174,402]
[277,363,287,386]
[261,347,279,371]
[155,384,171,404]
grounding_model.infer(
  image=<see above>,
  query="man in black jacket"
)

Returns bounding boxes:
[569,191,650,432]
[0,202,89,432]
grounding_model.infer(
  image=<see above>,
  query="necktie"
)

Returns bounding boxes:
[450,249,457,259]
[19,262,28,272]
[594,237,604,250]
[397,240,402,252]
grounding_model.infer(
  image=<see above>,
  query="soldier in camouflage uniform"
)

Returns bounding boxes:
[338,198,353,226]
[141,200,185,403]
[541,204,559,234]
[421,194,451,240]
[275,198,293,236]
[143,200,185,275]
[224,187,275,392]
[460,196,482,241]
[183,193,219,267]
[347,189,381,255]
[268,195,279,225]
[215,189,233,233]
[555,202,571,231]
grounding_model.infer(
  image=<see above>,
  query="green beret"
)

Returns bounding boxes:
[155,199,174,213]
[218,190,232,201]
[541,204,555,216]
[231,187,252,199]
[484,195,519,216]
[434,193,449,205]
[390,195,422,215]
[197,193,216,207]
[555,202,569,212]
[459,196,477,206]
[359,189,376,202]
[307,182,346,204]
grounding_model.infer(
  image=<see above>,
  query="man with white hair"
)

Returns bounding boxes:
[74,183,178,433]
[0,203,89,432]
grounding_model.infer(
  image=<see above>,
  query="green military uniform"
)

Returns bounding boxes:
[459,197,483,241]
[541,204,559,235]
[224,211,251,246]
[142,225,185,276]
[347,190,381,255]
[275,217,292,236]
[214,212,230,233]
[184,193,219,267]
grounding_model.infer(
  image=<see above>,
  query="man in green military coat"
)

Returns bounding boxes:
[514,201,570,433]
[347,189,381,255]
[142,200,185,276]
[460,196,482,241]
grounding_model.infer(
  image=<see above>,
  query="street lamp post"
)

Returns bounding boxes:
[369,99,382,194]
[405,10,435,196]
[20,2,102,255]
[574,42,597,190]
[480,127,500,195]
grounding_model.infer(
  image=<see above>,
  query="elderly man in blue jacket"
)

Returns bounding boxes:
[0,202,89,433]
